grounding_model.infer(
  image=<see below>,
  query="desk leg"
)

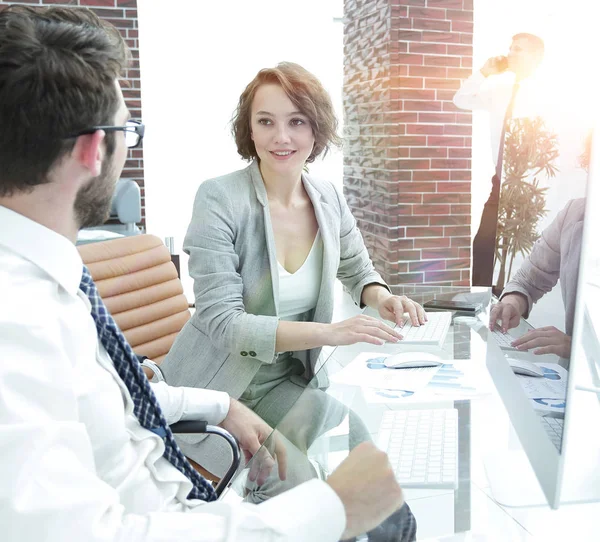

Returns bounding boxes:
[454,399,471,533]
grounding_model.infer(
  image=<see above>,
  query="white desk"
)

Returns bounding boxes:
[226,286,600,540]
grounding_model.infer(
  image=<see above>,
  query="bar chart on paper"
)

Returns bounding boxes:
[425,363,481,395]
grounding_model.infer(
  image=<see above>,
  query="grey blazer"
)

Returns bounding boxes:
[502,198,585,335]
[161,160,386,397]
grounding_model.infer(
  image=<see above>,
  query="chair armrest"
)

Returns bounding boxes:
[141,358,166,382]
[170,421,241,498]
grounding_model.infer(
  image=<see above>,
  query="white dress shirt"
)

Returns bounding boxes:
[0,205,345,542]
[453,71,542,166]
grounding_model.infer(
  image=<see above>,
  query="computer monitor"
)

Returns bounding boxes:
[482,120,600,509]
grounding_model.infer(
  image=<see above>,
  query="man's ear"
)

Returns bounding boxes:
[72,130,106,177]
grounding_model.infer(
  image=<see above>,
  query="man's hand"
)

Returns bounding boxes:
[512,326,572,358]
[489,294,526,332]
[480,55,508,77]
[378,294,427,328]
[219,398,287,485]
[327,442,404,540]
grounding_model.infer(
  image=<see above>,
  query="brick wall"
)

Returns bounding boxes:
[343,0,473,286]
[0,0,146,227]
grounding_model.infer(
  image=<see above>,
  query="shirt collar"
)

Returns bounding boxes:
[0,205,83,296]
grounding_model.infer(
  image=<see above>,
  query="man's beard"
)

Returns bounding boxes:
[74,155,118,229]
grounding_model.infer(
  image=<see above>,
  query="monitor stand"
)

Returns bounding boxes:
[484,449,549,507]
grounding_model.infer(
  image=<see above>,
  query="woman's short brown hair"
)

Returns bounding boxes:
[232,62,342,163]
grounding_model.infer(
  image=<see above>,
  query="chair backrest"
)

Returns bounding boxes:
[77,234,190,364]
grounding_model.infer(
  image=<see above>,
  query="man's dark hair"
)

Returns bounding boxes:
[0,5,129,196]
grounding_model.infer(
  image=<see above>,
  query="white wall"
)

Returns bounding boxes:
[137,0,343,298]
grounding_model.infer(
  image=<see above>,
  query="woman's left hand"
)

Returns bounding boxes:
[378,294,427,327]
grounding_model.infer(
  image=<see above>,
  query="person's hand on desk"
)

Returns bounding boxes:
[512,326,572,358]
[327,315,404,346]
[326,442,404,540]
[489,294,527,332]
[219,398,287,485]
[377,293,427,328]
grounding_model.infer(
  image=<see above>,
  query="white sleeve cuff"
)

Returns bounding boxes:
[251,479,346,542]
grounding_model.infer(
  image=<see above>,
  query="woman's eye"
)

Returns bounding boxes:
[258,118,272,125]
[290,118,305,126]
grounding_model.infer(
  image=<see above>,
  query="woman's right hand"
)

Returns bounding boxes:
[325,315,403,347]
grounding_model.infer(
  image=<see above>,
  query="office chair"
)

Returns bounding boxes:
[78,234,240,497]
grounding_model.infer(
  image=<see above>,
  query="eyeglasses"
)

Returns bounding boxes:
[66,120,145,149]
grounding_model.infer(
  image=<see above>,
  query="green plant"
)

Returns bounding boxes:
[494,116,559,293]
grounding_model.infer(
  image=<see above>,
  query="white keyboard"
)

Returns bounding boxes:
[395,311,452,348]
[540,416,564,452]
[491,328,518,350]
[377,409,459,490]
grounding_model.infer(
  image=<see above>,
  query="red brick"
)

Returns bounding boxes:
[397,159,430,170]
[404,100,443,112]
[430,215,469,226]
[396,272,425,284]
[410,147,448,158]
[437,89,458,101]
[409,42,447,55]
[412,18,451,32]
[82,0,116,5]
[407,7,448,20]
[446,9,473,21]
[407,123,444,135]
[418,112,457,123]
[409,65,447,78]
[395,89,436,100]
[451,237,472,247]
[423,55,462,67]
[397,182,438,193]
[459,247,472,258]
[421,31,461,44]
[397,30,424,42]
[445,226,471,237]
[413,170,450,181]
[395,54,425,65]
[443,101,462,113]
[450,170,471,180]
[384,112,419,123]
[406,227,444,238]
[449,148,472,158]
[436,181,471,192]
[452,20,474,33]
[445,258,471,270]
[431,159,470,169]
[117,0,137,5]
[426,78,461,90]
[451,204,470,215]
[397,250,424,261]
[395,135,428,146]
[456,112,472,124]
[428,135,466,147]
[447,44,473,56]
[414,236,451,249]
[422,248,460,260]
[413,204,451,215]
[423,193,462,204]
[410,259,446,271]
[444,124,471,136]
[397,216,430,226]
[428,0,463,8]
[463,0,474,9]
[425,270,462,282]
[393,77,425,89]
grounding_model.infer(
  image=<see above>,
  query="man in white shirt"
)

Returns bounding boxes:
[0,5,409,542]
[453,33,544,286]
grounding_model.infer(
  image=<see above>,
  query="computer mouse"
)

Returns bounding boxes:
[383,352,443,369]
[506,357,544,377]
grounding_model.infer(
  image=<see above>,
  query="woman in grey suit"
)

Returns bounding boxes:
[162,62,425,484]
